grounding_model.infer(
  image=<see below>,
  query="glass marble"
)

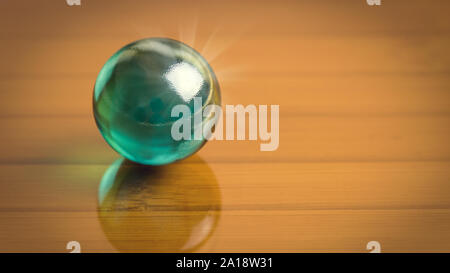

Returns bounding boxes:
[93,38,221,165]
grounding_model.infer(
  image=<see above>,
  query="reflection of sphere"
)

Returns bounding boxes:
[93,38,221,165]
[98,156,221,252]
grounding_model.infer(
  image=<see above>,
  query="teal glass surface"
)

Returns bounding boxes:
[93,38,221,165]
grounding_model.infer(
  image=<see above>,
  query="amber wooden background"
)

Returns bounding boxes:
[0,0,450,252]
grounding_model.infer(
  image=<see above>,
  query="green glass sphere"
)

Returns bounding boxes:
[93,38,221,165]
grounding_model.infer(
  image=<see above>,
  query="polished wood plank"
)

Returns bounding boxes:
[0,162,449,252]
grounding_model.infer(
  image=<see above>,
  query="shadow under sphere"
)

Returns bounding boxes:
[97,156,221,252]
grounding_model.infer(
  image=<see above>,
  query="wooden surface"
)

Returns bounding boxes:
[0,0,450,252]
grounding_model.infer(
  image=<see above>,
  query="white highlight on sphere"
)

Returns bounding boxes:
[165,62,204,102]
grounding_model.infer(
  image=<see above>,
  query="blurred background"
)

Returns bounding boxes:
[0,0,449,252]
